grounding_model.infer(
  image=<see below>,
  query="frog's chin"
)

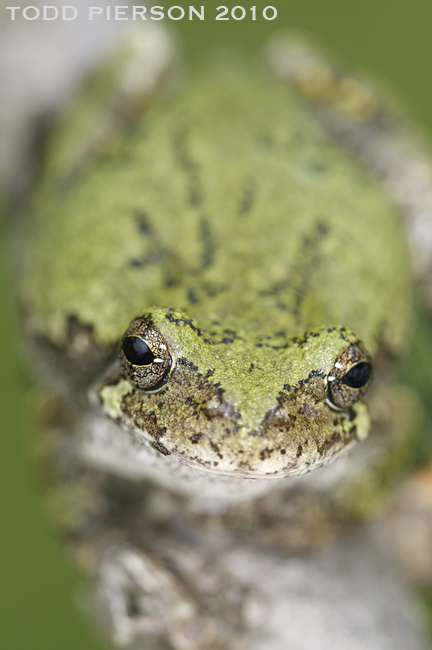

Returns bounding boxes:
[161,437,361,481]
[135,413,367,481]
[81,410,366,508]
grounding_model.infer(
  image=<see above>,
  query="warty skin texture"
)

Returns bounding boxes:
[22,66,411,486]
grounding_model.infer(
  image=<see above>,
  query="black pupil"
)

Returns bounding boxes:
[122,336,155,366]
[342,362,372,389]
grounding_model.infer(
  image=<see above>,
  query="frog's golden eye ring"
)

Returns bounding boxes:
[326,342,373,410]
[119,316,171,391]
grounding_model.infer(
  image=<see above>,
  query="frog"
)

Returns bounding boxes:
[11,24,432,650]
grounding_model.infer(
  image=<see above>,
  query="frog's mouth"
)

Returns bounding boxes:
[98,351,371,480]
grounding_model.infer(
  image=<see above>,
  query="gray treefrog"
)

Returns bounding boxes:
[13,26,432,650]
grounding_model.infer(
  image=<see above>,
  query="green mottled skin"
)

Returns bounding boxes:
[22,65,413,479]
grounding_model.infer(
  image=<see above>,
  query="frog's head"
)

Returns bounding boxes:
[98,308,372,479]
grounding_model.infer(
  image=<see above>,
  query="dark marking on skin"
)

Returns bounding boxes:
[305,161,327,176]
[135,211,151,235]
[237,459,254,471]
[179,358,199,372]
[210,441,223,460]
[129,212,174,270]
[129,249,166,269]
[212,330,243,345]
[254,330,327,351]
[164,276,177,288]
[239,179,255,215]
[203,282,226,298]
[191,434,202,444]
[259,275,291,300]
[187,286,200,304]
[261,406,296,434]
[255,341,290,350]
[204,369,215,380]
[260,447,274,460]
[296,445,303,458]
[172,128,202,207]
[257,133,274,149]
[316,222,329,236]
[124,406,167,442]
[292,223,328,317]
[125,592,142,618]
[165,312,205,339]
[339,329,350,343]
[164,311,219,345]
[200,218,215,269]
[317,431,343,457]
[150,441,170,456]
[260,220,330,318]
[67,313,79,329]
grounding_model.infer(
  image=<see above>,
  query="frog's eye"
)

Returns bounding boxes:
[119,316,171,391]
[326,342,373,410]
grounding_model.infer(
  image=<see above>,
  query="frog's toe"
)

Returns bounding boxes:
[93,544,218,649]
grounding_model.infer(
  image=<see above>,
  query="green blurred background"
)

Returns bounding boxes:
[2,1,432,647]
